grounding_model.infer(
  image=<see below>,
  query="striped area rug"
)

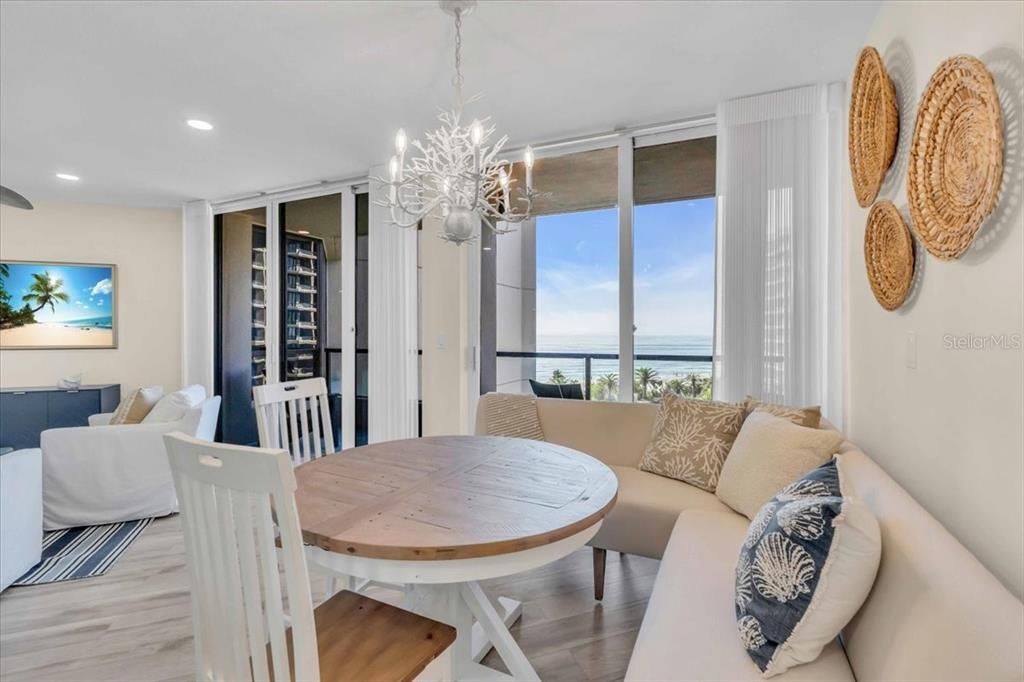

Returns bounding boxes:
[14,518,152,586]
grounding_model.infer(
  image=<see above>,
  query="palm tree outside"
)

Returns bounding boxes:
[549,369,568,385]
[634,366,661,401]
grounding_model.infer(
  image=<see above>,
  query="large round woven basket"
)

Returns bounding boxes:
[865,201,915,311]
[849,47,899,208]
[907,55,1003,260]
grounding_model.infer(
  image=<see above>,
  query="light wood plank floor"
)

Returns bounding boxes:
[0,516,659,682]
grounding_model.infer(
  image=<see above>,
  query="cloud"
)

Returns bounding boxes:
[534,255,715,338]
[90,278,113,296]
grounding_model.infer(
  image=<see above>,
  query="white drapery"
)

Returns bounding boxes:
[367,170,420,442]
[713,83,845,428]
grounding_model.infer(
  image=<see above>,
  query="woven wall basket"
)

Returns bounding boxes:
[849,47,899,208]
[908,55,1004,260]
[865,201,915,311]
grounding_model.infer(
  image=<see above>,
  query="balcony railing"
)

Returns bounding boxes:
[496,350,713,400]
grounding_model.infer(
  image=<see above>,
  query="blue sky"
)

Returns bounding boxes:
[535,198,716,338]
[2,262,114,322]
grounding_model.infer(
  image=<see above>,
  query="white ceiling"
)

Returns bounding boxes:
[0,0,879,208]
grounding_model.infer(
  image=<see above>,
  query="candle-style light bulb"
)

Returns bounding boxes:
[470,120,484,146]
[389,156,399,181]
[395,128,407,154]
[498,168,509,188]
[524,146,535,169]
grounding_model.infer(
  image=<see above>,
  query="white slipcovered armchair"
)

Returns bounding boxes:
[40,396,221,529]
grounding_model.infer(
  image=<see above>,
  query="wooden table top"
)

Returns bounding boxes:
[294,435,618,561]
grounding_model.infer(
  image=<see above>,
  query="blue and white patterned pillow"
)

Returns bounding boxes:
[735,456,881,677]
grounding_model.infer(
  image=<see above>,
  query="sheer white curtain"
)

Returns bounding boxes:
[713,83,844,428]
[367,169,419,442]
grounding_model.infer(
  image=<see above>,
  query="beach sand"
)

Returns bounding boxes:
[0,323,114,348]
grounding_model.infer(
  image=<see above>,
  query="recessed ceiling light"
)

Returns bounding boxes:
[56,173,80,181]
[186,119,214,131]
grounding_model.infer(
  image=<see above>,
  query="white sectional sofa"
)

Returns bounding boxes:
[40,396,221,529]
[476,394,1024,681]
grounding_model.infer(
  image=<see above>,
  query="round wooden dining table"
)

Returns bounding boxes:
[294,435,618,682]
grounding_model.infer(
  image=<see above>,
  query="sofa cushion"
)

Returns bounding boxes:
[716,411,843,518]
[110,385,163,425]
[590,465,733,559]
[638,393,745,491]
[143,384,207,424]
[625,509,854,682]
[744,397,822,429]
[736,457,881,677]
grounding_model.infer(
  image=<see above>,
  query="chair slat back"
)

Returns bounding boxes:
[253,378,335,466]
[163,433,319,682]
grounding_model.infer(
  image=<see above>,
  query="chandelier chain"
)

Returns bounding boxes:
[453,10,464,107]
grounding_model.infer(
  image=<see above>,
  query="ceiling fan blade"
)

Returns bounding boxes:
[0,185,34,210]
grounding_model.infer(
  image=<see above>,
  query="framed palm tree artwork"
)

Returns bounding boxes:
[0,260,117,349]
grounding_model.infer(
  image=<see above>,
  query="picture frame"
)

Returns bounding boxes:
[0,259,118,350]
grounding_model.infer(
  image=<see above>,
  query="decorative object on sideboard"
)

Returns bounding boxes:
[864,201,916,311]
[0,260,117,349]
[374,0,539,245]
[849,46,899,208]
[908,55,1004,260]
[56,374,82,390]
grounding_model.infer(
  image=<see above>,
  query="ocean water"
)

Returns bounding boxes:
[57,315,114,329]
[532,334,712,383]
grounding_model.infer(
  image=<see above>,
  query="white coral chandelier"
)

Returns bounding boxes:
[376,0,536,245]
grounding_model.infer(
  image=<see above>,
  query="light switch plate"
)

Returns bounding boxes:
[905,331,917,369]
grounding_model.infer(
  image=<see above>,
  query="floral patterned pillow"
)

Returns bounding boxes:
[638,393,745,491]
[735,457,881,677]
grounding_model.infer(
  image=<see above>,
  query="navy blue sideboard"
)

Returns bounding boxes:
[0,384,121,450]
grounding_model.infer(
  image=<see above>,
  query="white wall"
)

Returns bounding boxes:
[0,201,183,395]
[846,0,1024,597]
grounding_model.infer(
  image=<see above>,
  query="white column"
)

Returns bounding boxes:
[182,199,214,393]
[367,168,419,443]
[340,190,357,450]
[617,138,635,402]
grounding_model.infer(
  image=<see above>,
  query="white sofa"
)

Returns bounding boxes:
[476,394,1024,681]
[40,396,221,529]
[0,448,42,591]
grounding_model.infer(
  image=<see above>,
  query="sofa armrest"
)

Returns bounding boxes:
[42,421,186,462]
[89,412,114,426]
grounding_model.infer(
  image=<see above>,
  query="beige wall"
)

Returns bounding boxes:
[846,0,1024,596]
[420,216,475,436]
[0,201,183,395]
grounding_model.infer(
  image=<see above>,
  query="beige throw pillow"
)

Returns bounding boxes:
[744,397,822,429]
[109,385,164,425]
[483,393,544,440]
[638,392,745,491]
[716,410,844,518]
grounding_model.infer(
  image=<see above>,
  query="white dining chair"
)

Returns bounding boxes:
[253,378,335,467]
[253,378,353,595]
[163,433,454,682]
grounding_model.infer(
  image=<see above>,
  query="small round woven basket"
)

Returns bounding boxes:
[849,47,899,208]
[907,55,1003,260]
[865,201,915,311]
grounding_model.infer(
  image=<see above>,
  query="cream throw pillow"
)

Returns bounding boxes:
[744,397,822,429]
[483,393,544,440]
[109,385,164,425]
[638,392,745,491]
[716,410,844,518]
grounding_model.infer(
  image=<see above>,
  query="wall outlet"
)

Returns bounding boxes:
[436,334,447,351]
[905,331,917,369]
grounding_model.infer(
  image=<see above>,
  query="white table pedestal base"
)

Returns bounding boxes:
[405,584,534,682]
